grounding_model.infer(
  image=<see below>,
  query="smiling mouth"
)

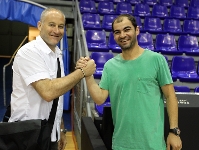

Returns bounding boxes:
[120,39,128,44]
[51,35,60,38]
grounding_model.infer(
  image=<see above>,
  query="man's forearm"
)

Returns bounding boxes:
[32,69,84,102]
[166,96,179,128]
[85,76,108,105]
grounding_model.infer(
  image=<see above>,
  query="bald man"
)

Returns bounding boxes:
[9,8,96,150]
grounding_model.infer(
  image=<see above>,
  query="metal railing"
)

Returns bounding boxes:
[3,36,28,106]
[71,0,97,149]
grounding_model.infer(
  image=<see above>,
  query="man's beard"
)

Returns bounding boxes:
[119,39,136,51]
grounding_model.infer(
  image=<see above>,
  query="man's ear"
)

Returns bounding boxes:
[136,26,140,36]
[37,21,42,31]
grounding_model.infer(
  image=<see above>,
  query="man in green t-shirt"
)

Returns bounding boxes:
[77,14,182,150]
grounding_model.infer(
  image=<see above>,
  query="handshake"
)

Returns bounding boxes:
[75,57,96,77]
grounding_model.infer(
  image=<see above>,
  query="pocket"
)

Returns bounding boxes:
[137,77,153,94]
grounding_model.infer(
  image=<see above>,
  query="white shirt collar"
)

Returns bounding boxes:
[36,35,62,57]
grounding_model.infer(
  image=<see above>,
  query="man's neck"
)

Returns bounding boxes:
[121,45,144,60]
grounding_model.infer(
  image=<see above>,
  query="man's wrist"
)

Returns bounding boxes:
[169,127,180,136]
[79,68,85,78]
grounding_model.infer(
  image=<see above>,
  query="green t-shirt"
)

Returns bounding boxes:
[99,50,173,150]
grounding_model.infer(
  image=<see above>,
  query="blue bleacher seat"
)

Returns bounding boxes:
[79,0,97,13]
[133,3,151,17]
[163,18,182,34]
[134,16,143,31]
[102,15,117,31]
[95,0,109,2]
[116,2,133,15]
[82,13,101,30]
[152,4,168,18]
[187,6,199,20]
[90,52,114,79]
[183,20,199,36]
[156,34,182,55]
[174,86,190,92]
[172,75,178,82]
[112,0,126,3]
[190,0,199,7]
[98,1,115,15]
[95,96,111,117]
[143,17,162,33]
[194,86,199,93]
[171,56,199,82]
[143,0,157,6]
[170,5,186,20]
[108,32,122,53]
[126,0,141,5]
[174,0,189,8]
[159,0,173,7]
[178,35,199,56]
[137,32,154,51]
[86,30,109,52]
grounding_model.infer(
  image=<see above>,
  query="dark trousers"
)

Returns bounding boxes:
[51,142,58,150]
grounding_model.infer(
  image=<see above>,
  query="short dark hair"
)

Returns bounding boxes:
[112,14,137,31]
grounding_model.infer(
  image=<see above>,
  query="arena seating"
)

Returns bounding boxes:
[155,34,182,55]
[116,2,133,15]
[159,0,173,7]
[90,52,114,78]
[82,13,102,30]
[137,32,154,51]
[79,0,97,13]
[187,6,199,19]
[183,19,199,35]
[133,3,151,17]
[98,1,115,15]
[174,85,190,92]
[143,0,157,6]
[171,56,199,82]
[163,18,182,34]
[126,0,141,5]
[77,0,199,117]
[143,17,163,33]
[102,15,117,31]
[169,5,186,19]
[178,35,199,55]
[152,4,168,18]
[194,86,199,92]
[174,0,189,8]
[190,0,199,7]
[86,30,109,52]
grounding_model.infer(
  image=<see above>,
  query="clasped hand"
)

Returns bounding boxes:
[75,57,96,77]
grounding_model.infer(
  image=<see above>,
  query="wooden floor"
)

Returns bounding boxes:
[64,131,77,150]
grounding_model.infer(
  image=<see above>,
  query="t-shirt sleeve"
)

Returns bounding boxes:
[157,55,173,87]
[16,48,50,86]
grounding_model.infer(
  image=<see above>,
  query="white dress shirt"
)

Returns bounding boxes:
[9,36,64,141]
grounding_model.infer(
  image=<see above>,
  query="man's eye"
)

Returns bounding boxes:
[59,26,64,29]
[124,28,130,32]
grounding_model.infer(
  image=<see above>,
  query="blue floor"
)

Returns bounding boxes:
[0,58,72,131]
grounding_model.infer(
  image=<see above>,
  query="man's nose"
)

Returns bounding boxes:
[53,26,60,33]
[119,31,126,38]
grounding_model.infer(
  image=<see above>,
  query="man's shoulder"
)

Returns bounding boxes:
[144,50,164,59]
[18,40,38,53]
